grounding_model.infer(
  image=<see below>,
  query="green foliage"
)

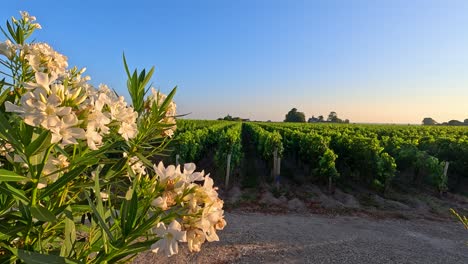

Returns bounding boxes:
[243,123,283,160]
[0,12,217,263]
[376,152,397,192]
[176,117,468,193]
[173,122,232,163]
[123,53,155,114]
[284,108,306,123]
[319,148,339,180]
[214,123,243,175]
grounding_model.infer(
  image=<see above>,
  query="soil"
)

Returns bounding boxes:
[133,209,468,264]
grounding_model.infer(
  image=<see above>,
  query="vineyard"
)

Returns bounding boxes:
[170,120,468,197]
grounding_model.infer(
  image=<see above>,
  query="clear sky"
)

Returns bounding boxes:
[2,0,468,124]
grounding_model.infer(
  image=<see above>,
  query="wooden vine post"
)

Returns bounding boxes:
[441,161,449,196]
[176,154,180,166]
[225,152,232,188]
[273,148,278,180]
[276,154,281,189]
[273,148,281,188]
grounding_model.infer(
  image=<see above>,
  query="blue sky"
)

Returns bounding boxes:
[2,0,468,123]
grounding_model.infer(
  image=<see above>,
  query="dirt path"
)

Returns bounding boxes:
[134,211,468,264]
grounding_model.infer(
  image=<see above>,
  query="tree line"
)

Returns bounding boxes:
[422,117,468,126]
[285,108,350,123]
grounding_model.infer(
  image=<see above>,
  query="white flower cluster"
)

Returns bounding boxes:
[22,43,68,75]
[123,152,147,176]
[148,88,177,137]
[150,162,226,257]
[2,41,139,149]
[0,11,41,59]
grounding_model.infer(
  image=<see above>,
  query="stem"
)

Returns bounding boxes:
[31,186,38,206]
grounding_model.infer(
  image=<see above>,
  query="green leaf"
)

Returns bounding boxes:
[0,110,23,152]
[0,183,29,203]
[142,67,155,89]
[103,240,157,263]
[30,205,56,222]
[0,169,28,182]
[19,201,31,221]
[101,158,127,180]
[71,141,122,166]
[0,25,14,43]
[86,171,115,243]
[9,248,82,264]
[122,53,131,79]
[25,130,51,157]
[39,165,87,199]
[159,86,177,113]
[85,192,115,243]
[120,188,138,237]
[128,212,160,242]
[0,87,11,105]
[19,122,34,147]
[0,223,26,240]
[61,206,76,257]
[6,21,16,42]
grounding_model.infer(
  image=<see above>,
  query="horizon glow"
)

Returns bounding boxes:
[1,1,468,124]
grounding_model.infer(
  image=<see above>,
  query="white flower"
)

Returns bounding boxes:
[0,40,15,59]
[186,228,206,252]
[202,175,219,201]
[100,192,109,202]
[118,121,137,141]
[50,114,86,145]
[148,88,177,137]
[130,156,146,176]
[22,43,67,75]
[20,11,40,29]
[39,154,69,189]
[199,204,224,242]
[151,220,187,257]
[85,128,103,150]
[24,71,58,94]
[151,196,168,210]
[183,163,196,175]
[0,143,14,156]
[154,161,179,184]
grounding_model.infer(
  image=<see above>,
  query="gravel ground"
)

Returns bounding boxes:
[134,211,468,264]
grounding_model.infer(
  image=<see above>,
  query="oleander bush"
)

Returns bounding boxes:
[0,12,225,263]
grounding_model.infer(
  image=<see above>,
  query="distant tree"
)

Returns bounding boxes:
[220,114,243,121]
[284,108,306,122]
[318,115,324,122]
[422,117,437,125]
[327,111,343,123]
[448,120,463,126]
[464,119,468,125]
[344,119,350,124]
[327,111,337,122]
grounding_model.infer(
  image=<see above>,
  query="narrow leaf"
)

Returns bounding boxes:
[0,183,29,203]
[9,248,82,264]
[30,205,56,222]
[25,130,51,157]
[39,165,87,199]
[0,169,28,182]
